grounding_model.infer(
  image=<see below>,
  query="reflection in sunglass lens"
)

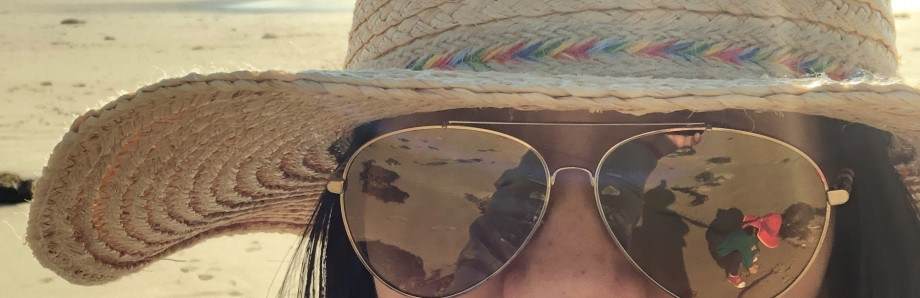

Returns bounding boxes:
[596,130,828,297]
[342,127,549,297]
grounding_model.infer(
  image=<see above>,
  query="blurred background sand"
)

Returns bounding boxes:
[1,0,918,297]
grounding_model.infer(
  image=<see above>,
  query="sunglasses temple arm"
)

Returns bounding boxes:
[327,179,344,194]
[827,168,855,206]
[326,162,348,195]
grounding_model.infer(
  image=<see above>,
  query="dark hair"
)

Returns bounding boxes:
[290,118,920,298]
[821,123,920,297]
[285,190,377,298]
[280,122,380,298]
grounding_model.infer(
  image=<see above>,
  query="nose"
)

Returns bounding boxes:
[485,169,671,297]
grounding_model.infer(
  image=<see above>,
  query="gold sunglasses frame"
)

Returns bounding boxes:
[327,121,850,298]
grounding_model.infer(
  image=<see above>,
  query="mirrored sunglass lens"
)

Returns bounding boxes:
[342,127,549,297]
[596,130,828,297]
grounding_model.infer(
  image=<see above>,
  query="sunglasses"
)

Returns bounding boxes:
[326,121,851,298]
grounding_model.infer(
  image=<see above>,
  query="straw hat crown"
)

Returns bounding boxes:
[347,0,897,80]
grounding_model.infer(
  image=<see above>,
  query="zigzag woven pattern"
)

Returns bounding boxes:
[405,39,855,80]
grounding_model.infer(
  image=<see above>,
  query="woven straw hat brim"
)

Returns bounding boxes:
[26,69,920,284]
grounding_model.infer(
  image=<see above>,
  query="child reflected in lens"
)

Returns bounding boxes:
[714,213,782,288]
[598,130,829,297]
[346,126,833,297]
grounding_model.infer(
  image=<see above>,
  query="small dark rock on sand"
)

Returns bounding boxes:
[693,170,730,187]
[671,186,708,206]
[60,18,86,25]
[706,157,732,164]
[262,33,278,39]
[1,172,33,205]
[104,36,116,41]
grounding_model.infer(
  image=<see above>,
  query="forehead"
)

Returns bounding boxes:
[370,108,850,173]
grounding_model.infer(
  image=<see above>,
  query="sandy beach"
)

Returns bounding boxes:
[1,0,919,297]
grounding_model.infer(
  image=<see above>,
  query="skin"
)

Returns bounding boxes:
[368,109,841,297]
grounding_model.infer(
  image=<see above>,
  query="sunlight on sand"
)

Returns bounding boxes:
[224,0,355,12]
[893,0,920,12]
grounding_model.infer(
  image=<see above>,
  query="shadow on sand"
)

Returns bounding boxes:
[631,181,692,297]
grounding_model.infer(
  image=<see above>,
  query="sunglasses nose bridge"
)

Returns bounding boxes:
[550,166,597,187]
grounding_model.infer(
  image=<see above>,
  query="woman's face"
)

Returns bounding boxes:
[364,109,841,297]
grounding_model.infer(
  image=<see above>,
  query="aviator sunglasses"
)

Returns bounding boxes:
[326,121,852,298]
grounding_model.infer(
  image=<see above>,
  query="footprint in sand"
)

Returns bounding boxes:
[180,265,198,273]
[245,240,261,252]
[180,259,202,273]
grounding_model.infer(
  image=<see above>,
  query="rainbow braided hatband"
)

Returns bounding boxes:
[406,39,857,80]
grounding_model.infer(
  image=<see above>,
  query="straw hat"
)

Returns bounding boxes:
[27,0,920,285]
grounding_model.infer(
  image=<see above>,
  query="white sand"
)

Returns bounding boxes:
[1,0,919,297]
[0,0,352,178]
